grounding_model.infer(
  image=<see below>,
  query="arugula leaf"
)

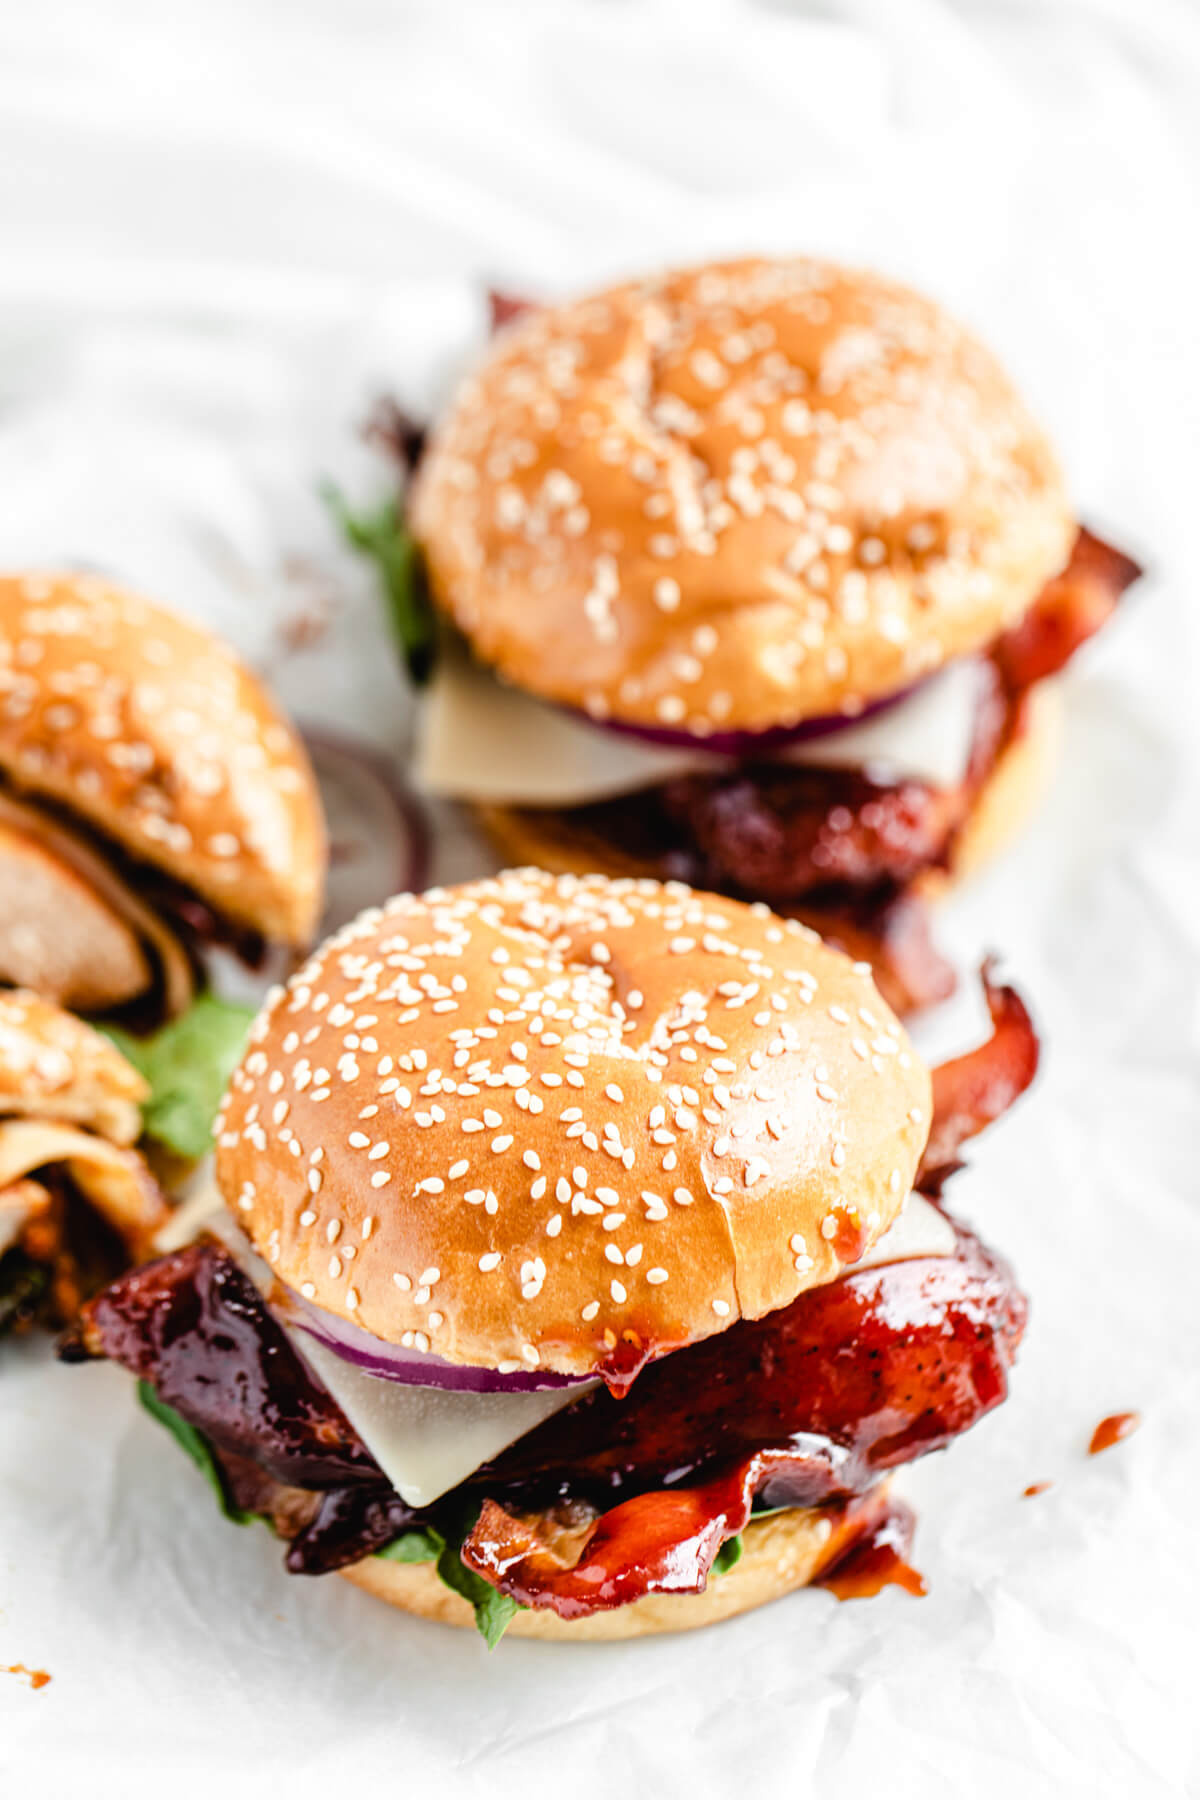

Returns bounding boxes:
[712,1534,744,1577]
[137,1380,260,1525]
[104,994,257,1160]
[323,481,436,686]
[376,1508,524,1648]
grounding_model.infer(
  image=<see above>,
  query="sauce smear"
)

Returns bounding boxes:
[2,1664,50,1690]
[1023,1480,1052,1497]
[829,1208,868,1264]
[1089,1411,1140,1456]
[816,1501,926,1602]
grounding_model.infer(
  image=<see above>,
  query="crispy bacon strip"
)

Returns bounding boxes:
[467,1467,764,1615]
[919,967,1040,1177]
[462,1219,1023,1614]
[994,526,1141,692]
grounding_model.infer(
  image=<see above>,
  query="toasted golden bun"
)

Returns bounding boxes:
[0,572,326,946]
[0,988,147,1144]
[414,257,1073,736]
[340,1485,891,1641]
[216,870,928,1377]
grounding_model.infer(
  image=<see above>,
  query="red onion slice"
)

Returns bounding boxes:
[302,727,431,931]
[587,680,920,759]
[289,1291,589,1393]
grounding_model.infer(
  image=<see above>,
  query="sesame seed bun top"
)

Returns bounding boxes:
[0,988,148,1145]
[0,573,326,946]
[215,869,930,1378]
[413,257,1074,735]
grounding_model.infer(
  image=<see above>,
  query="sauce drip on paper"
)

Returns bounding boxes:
[816,1500,926,1602]
[2,1664,51,1690]
[1089,1412,1140,1455]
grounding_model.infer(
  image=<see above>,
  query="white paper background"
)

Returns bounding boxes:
[0,3,1198,1796]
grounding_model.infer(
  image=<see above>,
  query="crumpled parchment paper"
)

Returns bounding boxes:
[0,4,1198,1796]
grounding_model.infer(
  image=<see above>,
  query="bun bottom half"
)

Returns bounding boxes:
[339,1483,891,1642]
[473,681,1060,1009]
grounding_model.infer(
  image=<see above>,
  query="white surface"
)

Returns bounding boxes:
[417,646,983,802]
[0,3,1198,1797]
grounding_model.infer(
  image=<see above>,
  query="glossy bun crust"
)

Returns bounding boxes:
[413,257,1074,734]
[340,1484,892,1640]
[216,870,929,1378]
[0,573,326,945]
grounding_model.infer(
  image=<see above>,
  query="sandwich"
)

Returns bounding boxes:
[0,570,327,1024]
[407,257,1140,1011]
[62,868,1037,1642]
[0,989,167,1335]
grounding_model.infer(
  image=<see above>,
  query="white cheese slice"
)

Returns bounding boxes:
[415,644,722,806]
[848,1191,958,1273]
[773,658,986,789]
[416,647,984,804]
[210,1215,595,1509]
[292,1332,594,1509]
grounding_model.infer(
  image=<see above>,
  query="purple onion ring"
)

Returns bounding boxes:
[581,679,920,758]
[290,1293,590,1393]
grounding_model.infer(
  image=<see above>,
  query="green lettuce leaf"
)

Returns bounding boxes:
[376,1525,444,1564]
[376,1508,524,1648]
[104,994,257,1160]
[712,1534,744,1577]
[432,1532,523,1650]
[323,482,435,686]
[136,1381,260,1525]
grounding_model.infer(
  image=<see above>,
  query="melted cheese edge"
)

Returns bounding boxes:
[416,648,984,805]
